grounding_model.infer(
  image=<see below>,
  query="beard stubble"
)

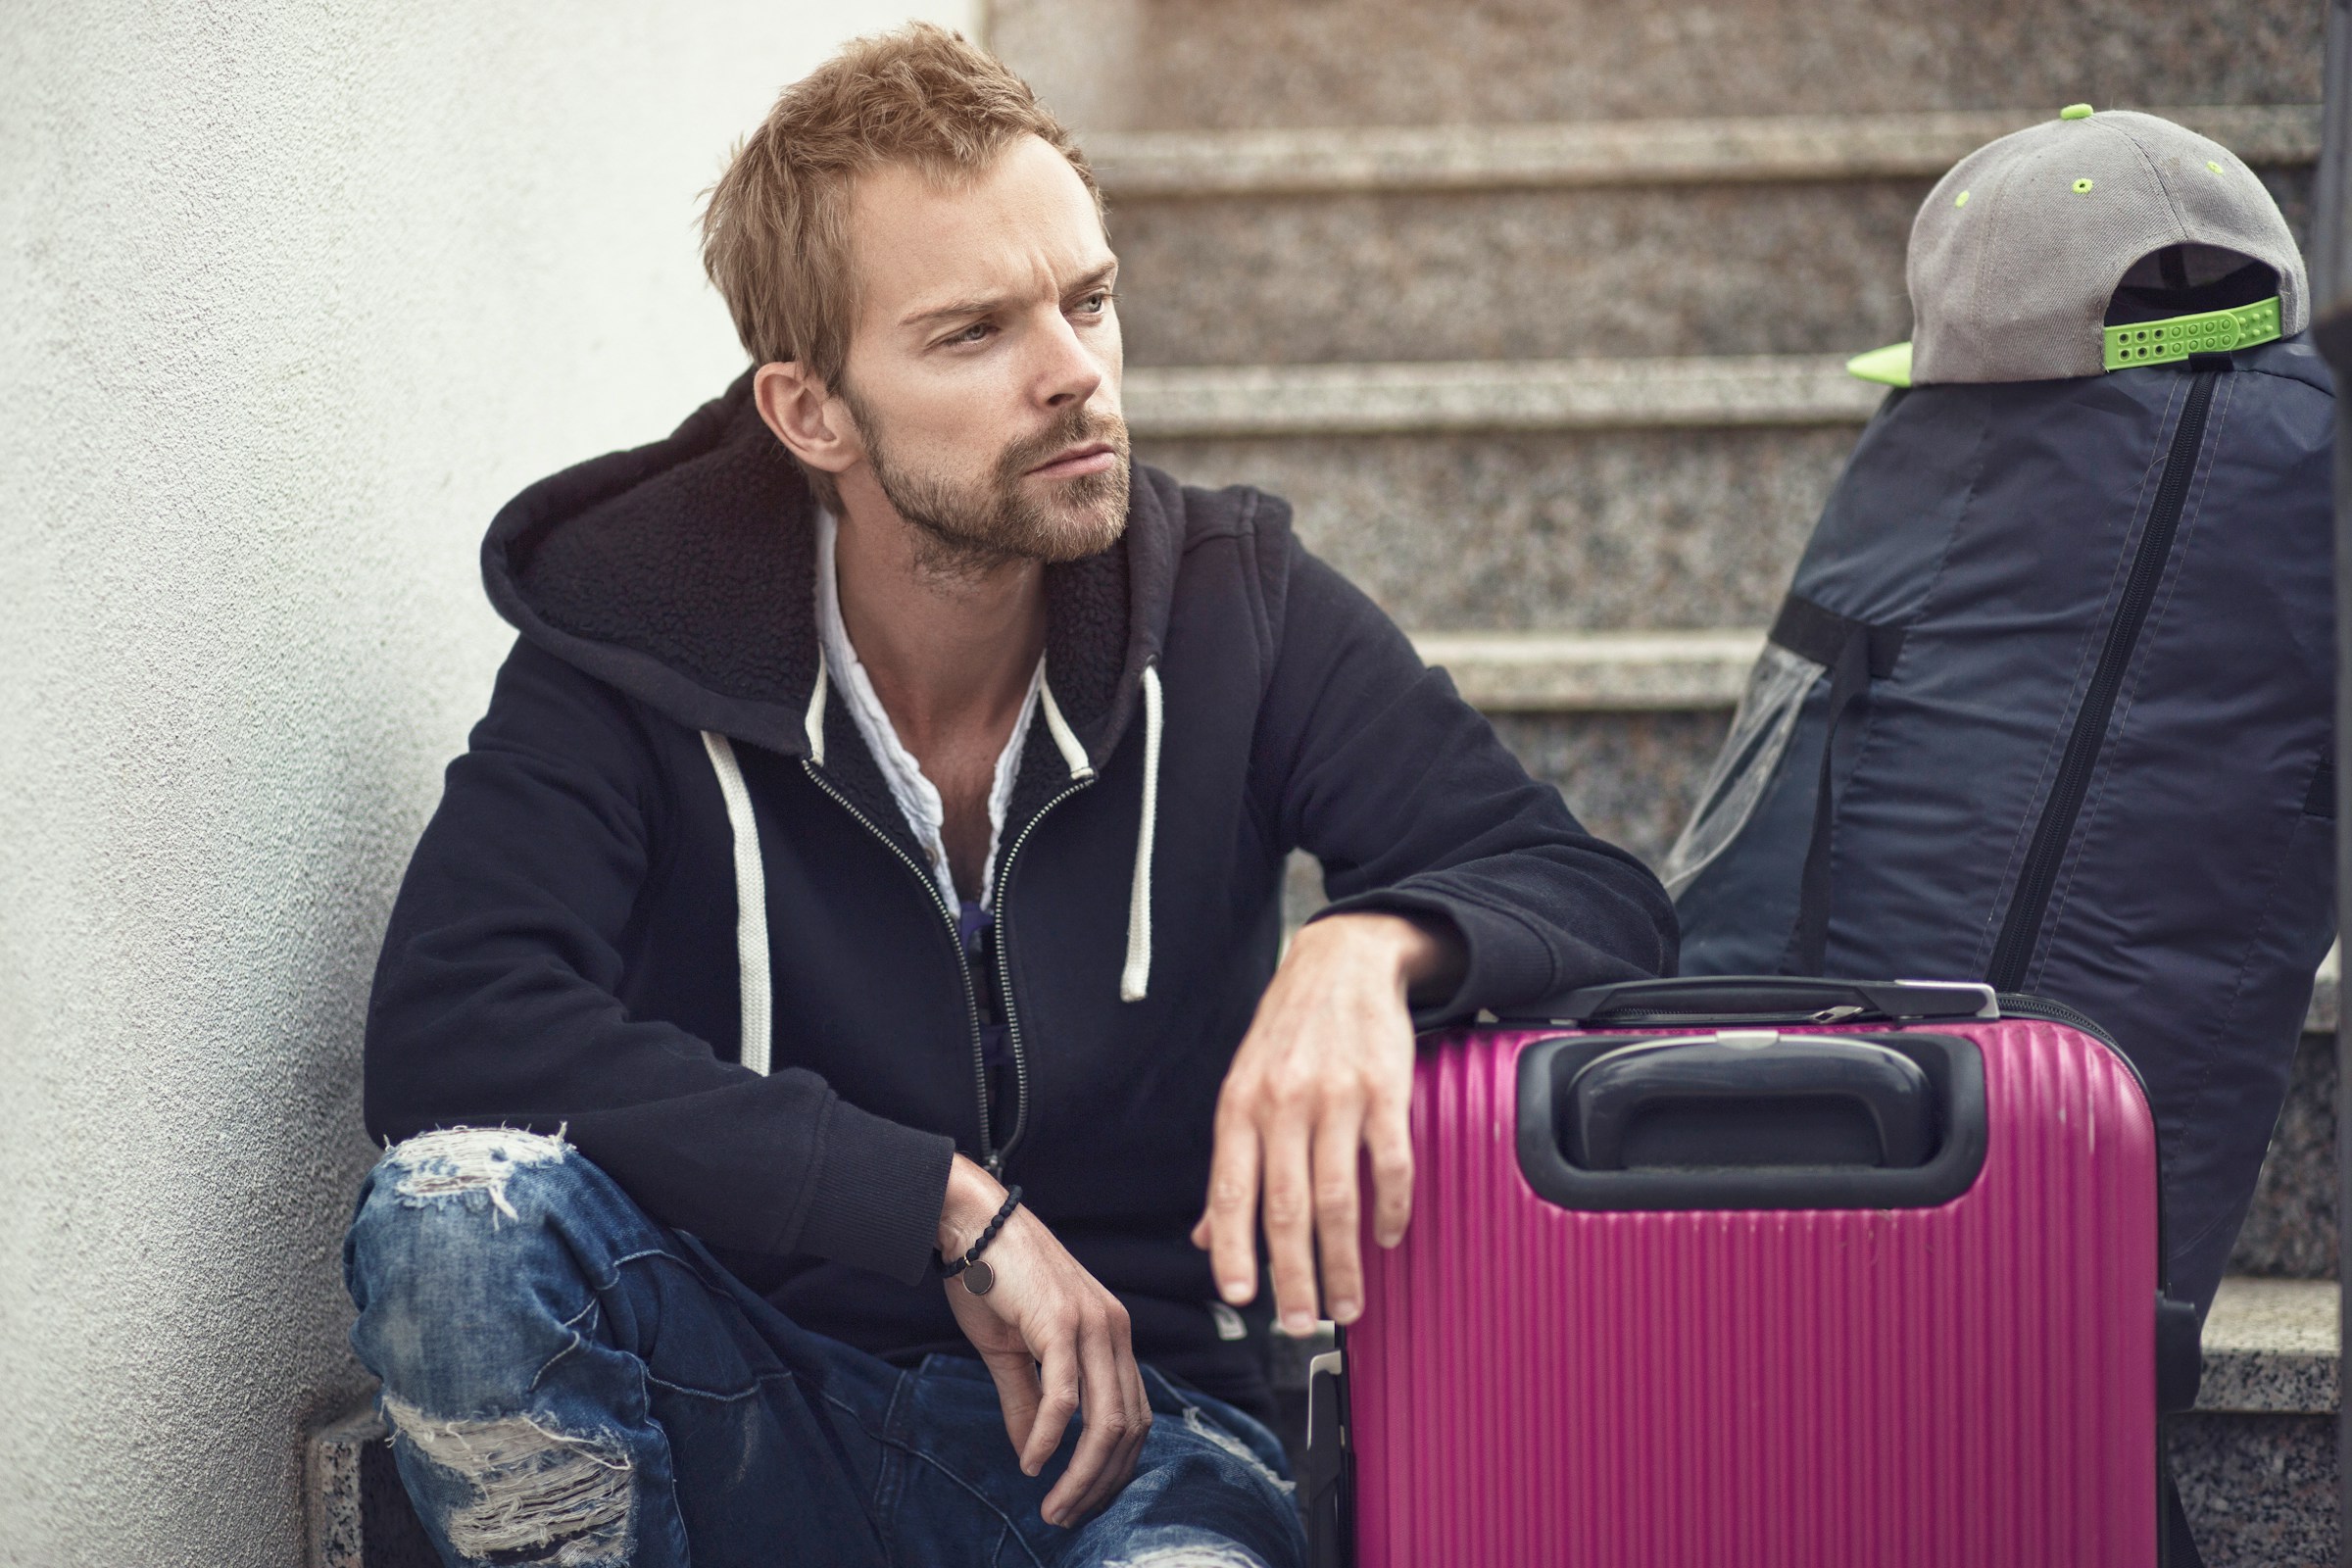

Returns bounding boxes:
[846,389,1132,582]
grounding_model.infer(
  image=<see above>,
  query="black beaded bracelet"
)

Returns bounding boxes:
[939,1184,1021,1296]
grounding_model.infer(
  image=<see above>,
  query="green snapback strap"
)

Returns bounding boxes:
[2104,295,2281,371]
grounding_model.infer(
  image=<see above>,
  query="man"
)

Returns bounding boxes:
[348,24,1674,1568]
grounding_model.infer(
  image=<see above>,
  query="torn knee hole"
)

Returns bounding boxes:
[383,1395,631,1565]
[384,1126,569,1220]
[1182,1406,1295,1495]
[1102,1529,1270,1568]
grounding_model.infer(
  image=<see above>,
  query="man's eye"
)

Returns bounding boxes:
[950,321,993,346]
[1075,290,1112,316]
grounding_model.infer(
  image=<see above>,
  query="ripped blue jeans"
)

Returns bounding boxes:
[343,1128,1306,1568]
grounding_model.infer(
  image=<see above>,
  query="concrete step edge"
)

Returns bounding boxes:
[2309,943,2339,1032]
[1411,626,1763,710]
[1090,104,2321,200]
[307,1399,387,1568]
[1129,353,1883,438]
[2195,1277,2338,1414]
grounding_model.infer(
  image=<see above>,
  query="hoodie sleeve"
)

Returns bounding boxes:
[1251,536,1679,1021]
[364,640,953,1285]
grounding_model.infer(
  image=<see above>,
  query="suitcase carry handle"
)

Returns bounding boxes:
[1565,1035,1939,1170]
[1515,1028,1989,1211]
[1548,974,1999,1025]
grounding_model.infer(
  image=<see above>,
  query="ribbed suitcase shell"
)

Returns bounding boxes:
[1349,1018,2159,1567]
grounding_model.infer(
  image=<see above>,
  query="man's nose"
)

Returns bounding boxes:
[1032,313,1104,411]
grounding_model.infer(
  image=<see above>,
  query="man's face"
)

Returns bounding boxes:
[835,134,1128,574]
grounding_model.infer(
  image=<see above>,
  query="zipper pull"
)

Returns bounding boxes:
[1808,1004,1866,1023]
[984,1152,1004,1179]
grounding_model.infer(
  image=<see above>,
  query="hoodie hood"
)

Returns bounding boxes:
[481,369,1181,774]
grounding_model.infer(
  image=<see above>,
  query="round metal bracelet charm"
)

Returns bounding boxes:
[961,1258,996,1296]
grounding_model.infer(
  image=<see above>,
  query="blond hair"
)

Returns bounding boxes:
[701,24,1102,392]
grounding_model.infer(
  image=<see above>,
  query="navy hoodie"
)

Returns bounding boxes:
[364,373,1677,1411]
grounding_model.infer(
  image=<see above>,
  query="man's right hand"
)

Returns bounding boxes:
[938,1153,1152,1529]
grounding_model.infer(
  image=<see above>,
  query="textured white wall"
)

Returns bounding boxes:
[0,3,974,1562]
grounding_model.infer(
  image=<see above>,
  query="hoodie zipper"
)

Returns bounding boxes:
[805,757,1098,1179]
[1984,368,2220,993]
[801,760,1003,1171]
[986,776,1097,1174]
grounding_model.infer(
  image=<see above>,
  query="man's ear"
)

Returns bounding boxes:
[753,361,860,482]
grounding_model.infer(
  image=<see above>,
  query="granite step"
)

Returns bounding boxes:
[1127,362,1863,638]
[1382,627,1747,866]
[2171,1277,2338,1564]
[1094,112,2316,369]
[1135,422,1846,634]
[988,0,2320,132]
[1125,356,1862,637]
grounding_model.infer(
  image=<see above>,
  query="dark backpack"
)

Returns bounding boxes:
[1664,336,2336,1312]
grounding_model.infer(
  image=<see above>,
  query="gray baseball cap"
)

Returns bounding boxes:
[1848,105,2307,388]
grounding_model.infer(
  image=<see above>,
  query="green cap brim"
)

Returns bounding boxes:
[1845,341,1913,388]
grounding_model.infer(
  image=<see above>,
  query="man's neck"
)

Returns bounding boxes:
[830,493,1047,758]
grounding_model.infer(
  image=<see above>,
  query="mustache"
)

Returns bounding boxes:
[998,405,1130,482]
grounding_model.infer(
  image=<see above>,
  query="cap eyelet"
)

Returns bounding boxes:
[1953,189,1970,208]
[2072,177,2094,194]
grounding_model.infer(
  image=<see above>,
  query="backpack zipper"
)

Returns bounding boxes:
[1985,368,2220,992]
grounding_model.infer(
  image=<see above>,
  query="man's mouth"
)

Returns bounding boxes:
[1023,441,1118,480]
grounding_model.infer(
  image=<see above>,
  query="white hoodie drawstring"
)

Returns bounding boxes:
[702,652,822,1078]
[1043,665,1158,1000]
[1038,674,1093,784]
[1119,664,1162,1003]
[700,730,771,1075]
[802,650,830,765]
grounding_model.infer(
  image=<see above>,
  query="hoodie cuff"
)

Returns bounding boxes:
[1311,889,1556,1028]
[795,1097,956,1286]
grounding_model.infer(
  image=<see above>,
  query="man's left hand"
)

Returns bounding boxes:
[1190,911,1465,1333]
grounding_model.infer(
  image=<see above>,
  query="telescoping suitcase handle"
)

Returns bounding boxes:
[1549,974,2000,1026]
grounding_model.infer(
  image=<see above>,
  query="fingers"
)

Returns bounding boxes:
[1366,1085,1415,1250]
[1040,1309,1150,1527]
[1311,1106,1366,1324]
[1261,1108,1318,1334]
[1041,1332,1119,1524]
[977,1345,1042,1455]
[1199,1107,1262,1310]
[1020,1341,1082,1481]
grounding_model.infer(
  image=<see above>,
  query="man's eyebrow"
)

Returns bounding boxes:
[898,262,1120,330]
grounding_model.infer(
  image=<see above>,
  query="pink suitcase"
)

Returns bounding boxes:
[1301,977,2202,1568]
